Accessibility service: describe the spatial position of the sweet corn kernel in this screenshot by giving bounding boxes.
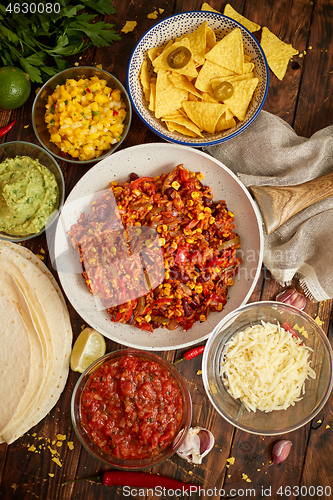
[188,282,195,289]
[165,271,170,279]
[157,226,163,233]
[197,213,205,220]
[132,189,141,196]
[204,206,212,213]
[186,238,195,244]
[134,222,141,226]
[171,181,180,190]
[209,216,215,224]
[199,315,207,322]
[183,228,191,235]
[171,241,178,250]
[227,278,234,286]
[228,211,234,217]
[191,191,200,199]
[187,199,194,207]
[195,285,203,294]
[158,238,166,246]
[111,246,117,255]
[194,228,202,233]
[162,224,168,231]
[196,172,204,181]
[175,293,182,300]
[144,314,151,322]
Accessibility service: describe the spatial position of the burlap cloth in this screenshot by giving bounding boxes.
[205,110,333,302]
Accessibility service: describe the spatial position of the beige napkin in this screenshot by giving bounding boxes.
[205,110,333,302]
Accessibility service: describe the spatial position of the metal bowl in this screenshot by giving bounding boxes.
[32,66,132,164]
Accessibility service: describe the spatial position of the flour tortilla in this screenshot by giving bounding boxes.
[0,242,72,444]
[0,288,31,432]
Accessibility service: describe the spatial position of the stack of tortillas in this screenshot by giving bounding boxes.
[0,241,72,444]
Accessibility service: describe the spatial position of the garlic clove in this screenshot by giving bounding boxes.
[176,427,214,464]
[276,288,307,310]
[271,439,292,465]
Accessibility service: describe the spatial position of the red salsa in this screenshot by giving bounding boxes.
[80,354,184,460]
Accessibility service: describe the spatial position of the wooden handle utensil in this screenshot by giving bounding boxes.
[250,171,333,235]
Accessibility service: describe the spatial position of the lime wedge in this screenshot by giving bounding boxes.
[70,327,106,373]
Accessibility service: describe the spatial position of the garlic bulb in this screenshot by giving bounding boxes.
[276,288,307,310]
[176,427,214,464]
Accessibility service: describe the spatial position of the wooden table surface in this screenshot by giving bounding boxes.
[1,0,333,499]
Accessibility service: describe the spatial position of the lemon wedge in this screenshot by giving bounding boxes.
[70,327,106,373]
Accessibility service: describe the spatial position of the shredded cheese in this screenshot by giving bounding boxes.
[220,321,316,412]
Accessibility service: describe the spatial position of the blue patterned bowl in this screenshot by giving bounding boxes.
[127,11,269,147]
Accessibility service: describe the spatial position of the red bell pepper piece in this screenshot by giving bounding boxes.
[129,176,155,190]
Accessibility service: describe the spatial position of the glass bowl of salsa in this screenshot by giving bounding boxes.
[71,349,192,470]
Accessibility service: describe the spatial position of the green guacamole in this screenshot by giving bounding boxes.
[0,155,59,236]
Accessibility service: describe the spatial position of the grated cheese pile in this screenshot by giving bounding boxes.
[221,321,316,412]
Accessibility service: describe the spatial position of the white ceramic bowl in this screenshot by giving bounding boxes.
[54,143,263,350]
[127,10,269,147]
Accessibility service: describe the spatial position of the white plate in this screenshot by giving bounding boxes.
[54,143,263,350]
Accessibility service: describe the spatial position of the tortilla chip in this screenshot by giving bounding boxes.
[205,28,244,74]
[223,4,260,32]
[155,70,188,118]
[168,73,202,98]
[152,38,198,79]
[139,60,151,101]
[162,114,203,137]
[260,27,299,80]
[148,79,156,112]
[164,121,200,137]
[182,101,227,133]
[195,60,235,93]
[211,71,255,87]
[177,22,208,65]
[121,20,137,33]
[215,113,237,132]
[148,46,163,62]
[205,25,216,50]
[224,78,259,121]
[201,2,220,13]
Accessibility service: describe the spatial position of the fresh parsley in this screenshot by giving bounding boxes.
[0,0,121,83]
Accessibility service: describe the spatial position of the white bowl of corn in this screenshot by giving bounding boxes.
[32,67,132,164]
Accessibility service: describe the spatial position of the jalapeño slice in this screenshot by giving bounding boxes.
[213,81,234,101]
[167,46,192,69]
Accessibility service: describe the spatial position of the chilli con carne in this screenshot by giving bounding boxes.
[69,164,241,333]
[80,354,184,460]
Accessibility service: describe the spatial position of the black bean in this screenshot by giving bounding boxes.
[164,187,174,200]
[182,297,193,317]
[196,272,211,283]
[129,172,139,181]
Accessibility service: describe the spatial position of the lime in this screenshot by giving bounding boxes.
[70,327,106,373]
[0,66,31,110]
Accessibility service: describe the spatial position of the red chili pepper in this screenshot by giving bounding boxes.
[174,245,189,265]
[0,120,16,138]
[129,176,155,190]
[63,471,198,491]
[174,345,205,364]
[281,321,303,345]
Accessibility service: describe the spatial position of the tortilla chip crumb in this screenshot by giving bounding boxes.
[28,445,36,452]
[52,457,62,467]
[74,62,79,67]
[24,125,29,129]
[48,446,58,455]
[188,470,193,475]
[67,441,74,450]
[159,8,164,13]
[317,419,322,423]
[228,474,231,478]
[40,248,45,254]
[32,433,37,437]
[96,64,103,69]
[56,441,63,447]
[147,10,158,19]
[326,425,330,429]
[56,434,66,441]
[36,254,44,260]
[197,369,202,375]
[242,473,251,482]
[121,21,137,33]
[315,316,324,326]
[48,473,54,478]
[81,324,86,330]
[227,457,235,465]
[52,440,56,445]
[257,468,261,471]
